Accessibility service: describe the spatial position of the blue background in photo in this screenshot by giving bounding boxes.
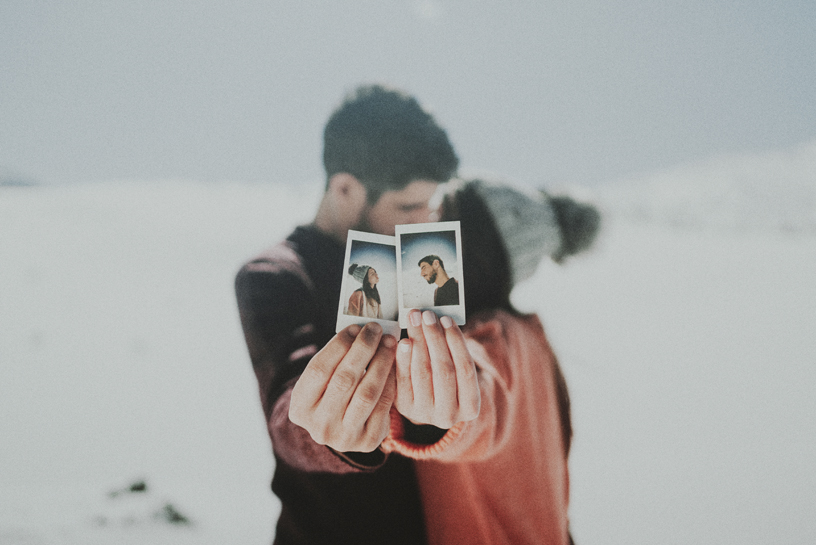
[400,231,458,275]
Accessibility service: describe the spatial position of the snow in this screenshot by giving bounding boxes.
[593,139,816,234]
[516,221,816,543]
[2,177,815,544]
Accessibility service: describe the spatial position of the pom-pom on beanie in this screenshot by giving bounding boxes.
[548,194,601,264]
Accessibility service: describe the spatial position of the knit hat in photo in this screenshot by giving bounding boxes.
[348,263,371,284]
[467,178,601,286]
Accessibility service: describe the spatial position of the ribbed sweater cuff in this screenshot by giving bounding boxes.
[381,407,465,459]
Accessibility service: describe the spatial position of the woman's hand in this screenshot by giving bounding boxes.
[394,310,481,429]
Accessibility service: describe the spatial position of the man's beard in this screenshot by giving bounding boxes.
[425,271,437,284]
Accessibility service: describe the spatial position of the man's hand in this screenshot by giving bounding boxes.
[395,309,480,429]
[289,322,397,453]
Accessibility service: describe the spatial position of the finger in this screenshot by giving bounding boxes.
[363,364,398,450]
[422,311,458,426]
[292,324,361,411]
[441,315,480,421]
[320,322,383,412]
[343,334,397,426]
[395,338,413,406]
[406,310,434,409]
[380,358,397,409]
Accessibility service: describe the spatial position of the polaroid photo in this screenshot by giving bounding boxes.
[336,230,402,338]
[395,221,466,328]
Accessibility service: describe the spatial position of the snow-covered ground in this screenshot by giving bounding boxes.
[592,139,816,234]
[1,175,814,544]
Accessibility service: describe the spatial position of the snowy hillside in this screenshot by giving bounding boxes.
[593,139,816,233]
[1,177,815,544]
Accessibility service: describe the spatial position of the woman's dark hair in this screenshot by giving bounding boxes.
[440,182,515,316]
[361,268,381,305]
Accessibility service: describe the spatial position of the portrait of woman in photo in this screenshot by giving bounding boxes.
[346,263,383,319]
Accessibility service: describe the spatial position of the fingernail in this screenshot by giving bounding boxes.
[382,335,396,348]
[347,324,361,337]
[440,315,453,329]
[423,311,437,325]
[410,310,422,327]
[367,322,382,334]
[361,322,382,344]
[399,340,411,352]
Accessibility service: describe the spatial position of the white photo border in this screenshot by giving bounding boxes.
[395,221,466,328]
[336,230,401,338]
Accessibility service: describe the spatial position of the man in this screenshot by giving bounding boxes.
[418,254,459,306]
[235,84,459,545]
[289,178,597,544]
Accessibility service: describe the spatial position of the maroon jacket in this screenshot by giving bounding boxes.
[235,225,428,545]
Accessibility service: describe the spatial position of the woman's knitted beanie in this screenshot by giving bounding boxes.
[348,263,371,284]
[466,178,601,286]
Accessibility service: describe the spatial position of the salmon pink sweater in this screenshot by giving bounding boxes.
[383,311,571,545]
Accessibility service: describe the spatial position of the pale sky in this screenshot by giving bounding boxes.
[2,1,814,187]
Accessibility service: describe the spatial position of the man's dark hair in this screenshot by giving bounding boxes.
[323,84,459,203]
[418,254,445,272]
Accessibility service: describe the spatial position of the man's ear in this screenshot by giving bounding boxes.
[322,173,368,236]
[328,173,367,206]
[314,173,369,240]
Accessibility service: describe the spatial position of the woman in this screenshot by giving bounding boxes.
[346,263,383,319]
[384,178,599,545]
